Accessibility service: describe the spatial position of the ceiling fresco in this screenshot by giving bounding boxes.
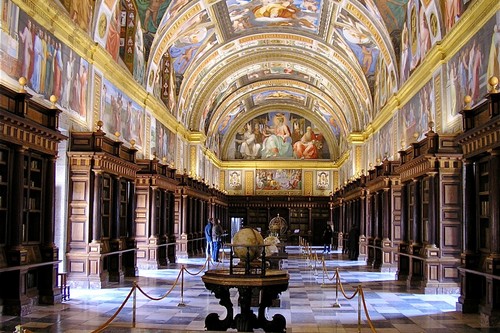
[55,0,462,162]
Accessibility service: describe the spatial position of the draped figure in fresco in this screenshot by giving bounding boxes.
[32,29,43,94]
[106,6,121,61]
[69,0,93,32]
[236,123,261,159]
[19,20,33,79]
[261,113,293,158]
[487,24,500,80]
[53,43,63,98]
[293,126,321,159]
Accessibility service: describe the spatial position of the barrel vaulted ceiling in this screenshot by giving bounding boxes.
[139,0,404,161]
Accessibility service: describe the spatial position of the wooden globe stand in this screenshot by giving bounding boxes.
[202,244,289,332]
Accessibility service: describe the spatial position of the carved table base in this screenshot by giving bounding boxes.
[202,269,289,332]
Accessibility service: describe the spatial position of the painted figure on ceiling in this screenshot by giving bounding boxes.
[261,113,293,158]
[143,0,165,30]
[106,3,121,61]
[253,2,299,19]
[418,4,431,59]
[444,0,461,33]
[68,0,93,33]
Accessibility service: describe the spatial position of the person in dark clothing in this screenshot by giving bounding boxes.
[348,225,360,260]
[322,224,333,253]
[212,219,223,262]
[205,218,213,258]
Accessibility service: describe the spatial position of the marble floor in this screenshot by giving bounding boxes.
[1,248,498,333]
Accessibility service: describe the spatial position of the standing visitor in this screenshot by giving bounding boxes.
[212,219,223,262]
[205,218,213,258]
[322,224,333,253]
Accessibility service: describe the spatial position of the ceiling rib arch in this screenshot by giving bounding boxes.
[186,47,370,133]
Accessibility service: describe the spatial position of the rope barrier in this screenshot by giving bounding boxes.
[135,269,183,301]
[319,256,377,332]
[183,257,210,276]
[91,286,136,333]
[360,287,378,333]
[91,257,211,332]
[91,242,377,333]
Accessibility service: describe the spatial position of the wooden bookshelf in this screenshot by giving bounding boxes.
[456,90,500,324]
[66,127,140,288]
[0,83,66,315]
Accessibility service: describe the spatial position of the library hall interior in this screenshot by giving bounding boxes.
[1,0,500,332]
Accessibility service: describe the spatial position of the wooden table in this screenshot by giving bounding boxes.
[202,269,289,332]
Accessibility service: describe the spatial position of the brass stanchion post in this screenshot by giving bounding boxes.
[132,282,137,328]
[357,285,362,333]
[332,268,341,308]
[321,258,325,287]
[178,266,186,307]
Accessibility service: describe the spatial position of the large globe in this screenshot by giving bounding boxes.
[233,228,264,262]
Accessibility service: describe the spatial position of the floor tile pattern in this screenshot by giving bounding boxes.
[1,248,498,333]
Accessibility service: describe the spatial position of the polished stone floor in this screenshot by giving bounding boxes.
[1,248,498,333]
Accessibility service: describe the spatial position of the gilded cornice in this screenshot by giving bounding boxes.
[11,0,182,138]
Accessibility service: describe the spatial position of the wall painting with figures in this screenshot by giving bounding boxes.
[150,117,176,164]
[0,6,89,121]
[100,77,145,149]
[444,11,500,132]
[226,112,330,160]
[256,169,302,194]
